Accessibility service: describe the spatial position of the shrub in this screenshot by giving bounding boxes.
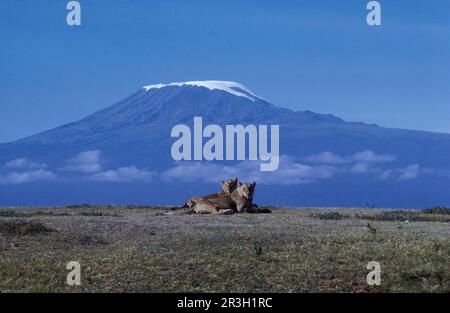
[254,243,263,257]
[314,212,346,220]
[0,211,28,218]
[0,220,55,236]
[422,207,450,215]
[362,212,450,223]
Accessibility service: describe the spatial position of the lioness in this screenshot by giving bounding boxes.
[189,182,256,214]
[180,178,238,209]
[187,200,234,215]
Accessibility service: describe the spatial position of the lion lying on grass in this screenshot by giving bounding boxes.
[181,179,271,215]
[181,178,238,209]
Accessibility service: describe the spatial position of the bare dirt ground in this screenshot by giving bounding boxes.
[0,205,448,293]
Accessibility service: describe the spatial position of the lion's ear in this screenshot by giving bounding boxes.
[239,182,243,186]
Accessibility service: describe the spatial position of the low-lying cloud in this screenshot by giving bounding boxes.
[353,150,396,163]
[4,157,47,170]
[60,151,154,183]
[0,150,444,186]
[304,150,396,164]
[162,151,428,185]
[380,164,421,181]
[60,150,102,173]
[1,158,55,184]
[88,166,154,183]
[0,169,56,185]
[162,155,337,185]
[304,150,420,181]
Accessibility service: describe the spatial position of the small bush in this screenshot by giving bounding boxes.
[77,211,120,217]
[65,234,108,246]
[399,269,446,287]
[422,207,450,215]
[361,212,450,223]
[254,243,263,257]
[0,211,28,218]
[78,211,106,217]
[314,212,346,220]
[0,220,55,236]
[65,203,91,209]
[0,210,70,217]
[384,210,416,215]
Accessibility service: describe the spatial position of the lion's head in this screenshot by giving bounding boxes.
[220,178,238,194]
[237,181,256,200]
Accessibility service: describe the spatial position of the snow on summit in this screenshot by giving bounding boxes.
[142,80,260,102]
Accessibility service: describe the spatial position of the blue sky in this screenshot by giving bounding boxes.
[0,0,449,143]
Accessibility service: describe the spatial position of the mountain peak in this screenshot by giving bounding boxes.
[142,80,261,102]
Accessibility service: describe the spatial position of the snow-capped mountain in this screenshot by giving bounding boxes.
[1,81,449,208]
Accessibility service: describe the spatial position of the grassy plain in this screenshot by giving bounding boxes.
[0,205,448,292]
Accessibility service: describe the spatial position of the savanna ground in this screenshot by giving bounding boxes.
[0,205,448,293]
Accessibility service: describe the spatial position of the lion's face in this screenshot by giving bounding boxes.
[221,178,238,194]
[237,182,256,200]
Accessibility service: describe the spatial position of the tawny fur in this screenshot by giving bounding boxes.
[187,200,234,215]
[181,178,238,209]
[189,182,256,214]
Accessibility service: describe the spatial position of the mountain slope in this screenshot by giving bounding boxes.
[1,81,449,207]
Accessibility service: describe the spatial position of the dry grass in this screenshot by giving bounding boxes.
[0,206,448,293]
